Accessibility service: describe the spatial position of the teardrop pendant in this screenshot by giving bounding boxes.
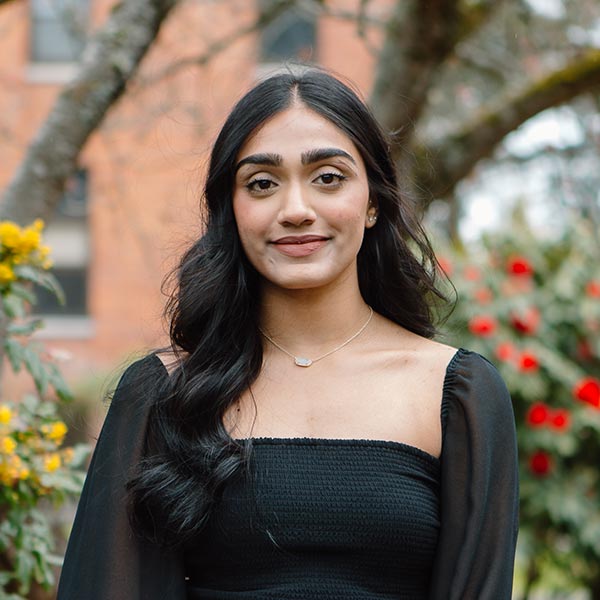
[294,356,313,367]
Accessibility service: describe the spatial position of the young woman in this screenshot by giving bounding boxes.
[57,69,519,600]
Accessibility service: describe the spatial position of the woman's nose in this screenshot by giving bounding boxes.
[277,182,317,226]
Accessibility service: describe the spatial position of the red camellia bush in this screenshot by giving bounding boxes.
[573,377,600,408]
[586,280,600,298]
[550,409,570,431]
[529,450,552,476]
[510,306,541,335]
[468,315,497,336]
[507,255,534,277]
[526,402,548,426]
[518,351,539,372]
[441,215,600,595]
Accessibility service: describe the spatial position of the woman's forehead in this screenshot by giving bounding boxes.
[237,105,361,162]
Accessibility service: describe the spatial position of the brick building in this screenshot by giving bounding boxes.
[0,0,384,388]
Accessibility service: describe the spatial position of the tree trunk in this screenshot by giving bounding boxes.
[0,0,180,225]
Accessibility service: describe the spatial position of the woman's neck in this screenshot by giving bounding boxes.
[259,282,372,355]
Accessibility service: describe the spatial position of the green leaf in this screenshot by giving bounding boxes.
[3,338,24,372]
[9,282,37,304]
[13,265,65,305]
[2,293,25,319]
[67,444,91,468]
[6,319,44,336]
[21,346,48,395]
[46,362,73,402]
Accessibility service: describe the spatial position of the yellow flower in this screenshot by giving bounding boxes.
[0,405,12,425]
[0,221,22,250]
[1,436,16,455]
[19,467,30,480]
[43,453,61,473]
[39,244,52,259]
[0,263,15,284]
[17,228,42,254]
[42,421,68,444]
[9,454,22,470]
[0,464,13,485]
[32,219,45,232]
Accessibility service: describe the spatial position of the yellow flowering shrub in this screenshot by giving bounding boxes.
[0,220,51,278]
[0,220,89,599]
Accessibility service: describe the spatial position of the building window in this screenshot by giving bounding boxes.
[260,2,317,63]
[35,267,87,316]
[30,0,88,63]
[34,169,89,320]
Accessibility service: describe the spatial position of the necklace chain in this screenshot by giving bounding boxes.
[259,307,374,367]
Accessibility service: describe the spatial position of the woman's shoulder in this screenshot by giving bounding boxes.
[107,353,171,415]
[442,347,514,427]
[444,348,509,394]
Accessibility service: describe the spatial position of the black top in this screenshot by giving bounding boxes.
[185,439,440,599]
[57,348,519,600]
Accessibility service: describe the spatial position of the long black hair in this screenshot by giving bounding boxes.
[127,68,448,547]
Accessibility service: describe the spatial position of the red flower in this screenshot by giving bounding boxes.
[464,265,481,281]
[507,256,534,277]
[518,351,539,372]
[510,307,540,335]
[586,281,600,298]
[526,402,549,426]
[550,409,570,431]
[529,451,552,477]
[469,315,497,337]
[474,287,493,304]
[574,377,600,408]
[496,341,516,361]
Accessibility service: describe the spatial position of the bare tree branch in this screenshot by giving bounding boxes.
[0,0,180,224]
[369,0,463,146]
[415,49,600,202]
[455,0,504,44]
[139,0,296,87]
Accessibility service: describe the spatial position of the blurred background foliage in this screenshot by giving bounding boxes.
[439,208,600,599]
[0,221,89,599]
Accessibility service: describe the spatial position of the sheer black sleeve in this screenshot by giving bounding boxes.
[429,349,519,600]
[57,354,186,600]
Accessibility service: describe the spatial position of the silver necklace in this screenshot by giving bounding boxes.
[259,307,374,367]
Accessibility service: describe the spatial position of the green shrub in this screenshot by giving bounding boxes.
[440,213,600,597]
[0,220,89,599]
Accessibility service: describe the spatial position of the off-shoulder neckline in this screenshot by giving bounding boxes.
[236,435,441,466]
[148,347,472,465]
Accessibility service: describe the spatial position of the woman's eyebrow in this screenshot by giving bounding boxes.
[301,148,356,166]
[235,153,282,172]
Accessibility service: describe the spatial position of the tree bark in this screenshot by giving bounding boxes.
[0,0,180,225]
[413,49,600,204]
[370,0,463,149]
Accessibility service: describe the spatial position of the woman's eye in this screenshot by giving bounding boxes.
[315,172,346,186]
[246,178,276,193]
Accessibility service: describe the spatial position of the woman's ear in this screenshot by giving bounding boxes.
[365,201,378,228]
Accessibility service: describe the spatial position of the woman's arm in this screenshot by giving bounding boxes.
[429,349,519,600]
[57,354,186,600]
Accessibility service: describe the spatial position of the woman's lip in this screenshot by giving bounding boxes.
[272,235,329,244]
[272,239,328,257]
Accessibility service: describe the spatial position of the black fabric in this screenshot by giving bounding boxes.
[429,349,519,599]
[57,348,519,600]
[56,355,186,600]
[185,438,440,599]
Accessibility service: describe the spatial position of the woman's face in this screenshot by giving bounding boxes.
[232,105,376,292]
